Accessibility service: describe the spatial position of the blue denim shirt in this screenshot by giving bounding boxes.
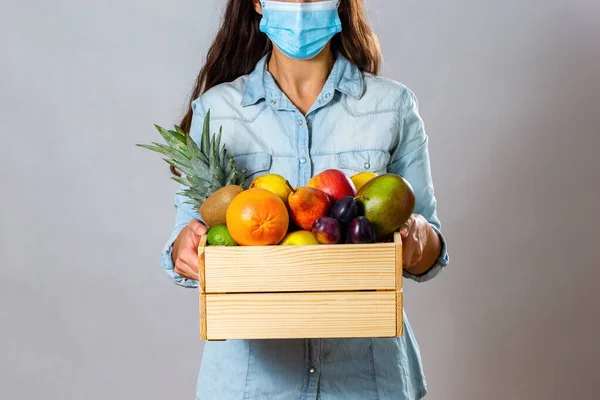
[160,53,449,400]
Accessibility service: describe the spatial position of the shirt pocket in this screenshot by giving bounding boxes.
[232,152,273,187]
[335,150,391,176]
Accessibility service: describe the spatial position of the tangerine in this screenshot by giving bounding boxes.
[226,188,289,246]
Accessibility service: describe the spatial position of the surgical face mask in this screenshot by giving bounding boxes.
[259,0,342,60]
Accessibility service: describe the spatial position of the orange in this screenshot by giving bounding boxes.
[226,188,289,246]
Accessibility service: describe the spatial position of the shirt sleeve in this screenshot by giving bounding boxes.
[387,88,450,283]
[159,100,207,288]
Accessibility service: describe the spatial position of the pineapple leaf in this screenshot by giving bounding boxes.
[135,143,162,153]
[171,176,192,187]
[181,199,204,210]
[163,159,195,178]
[167,129,187,144]
[178,189,205,201]
[225,169,237,186]
[224,155,234,178]
[238,170,248,187]
[151,142,190,164]
[154,124,187,153]
[213,166,225,187]
[216,127,222,160]
[220,146,227,171]
[201,109,211,156]
[186,133,209,165]
[177,188,205,201]
[185,174,214,189]
[174,125,187,136]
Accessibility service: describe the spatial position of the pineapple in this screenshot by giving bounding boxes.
[136,109,247,211]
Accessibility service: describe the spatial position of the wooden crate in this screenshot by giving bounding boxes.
[197,232,403,340]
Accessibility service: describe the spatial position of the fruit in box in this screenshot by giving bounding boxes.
[249,174,292,205]
[206,224,238,246]
[347,216,376,244]
[279,230,319,245]
[351,172,378,191]
[200,185,244,227]
[307,169,356,202]
[226,188,289,246]
[312,217,343,244]
[287,185,331,230]
[356,174,416,239]
[329,196,363,226]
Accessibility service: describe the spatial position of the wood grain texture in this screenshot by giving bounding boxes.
[394,232,403,291]
[198,235,207,293]
[200,292,207,340]
[394,232,404,336]
[396,290,404,337]
[204,242,396,293]
[204,291,397,340]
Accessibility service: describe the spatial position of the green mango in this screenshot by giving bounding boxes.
[355,174,416,239]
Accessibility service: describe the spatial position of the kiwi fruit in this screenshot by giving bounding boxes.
[200,185,244,228]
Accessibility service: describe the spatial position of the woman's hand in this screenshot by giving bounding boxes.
[171,219,208,281]
[399,214,442,276]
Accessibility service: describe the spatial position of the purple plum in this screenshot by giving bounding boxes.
[329,196,363,226]
[312,217,343,244]
[347,216,376,244]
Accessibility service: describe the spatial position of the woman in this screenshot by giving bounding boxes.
[161,0,449,398]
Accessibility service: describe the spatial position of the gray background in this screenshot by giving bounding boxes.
[1,0,599,399]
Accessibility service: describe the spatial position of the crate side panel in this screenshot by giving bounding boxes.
[205,243,396,293]
[396,290,403,337]
[205,291,396,339]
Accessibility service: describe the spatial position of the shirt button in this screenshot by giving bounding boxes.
[364,163,370,169]
[300,157,307,164]
[324,93,331,99]
[309,367,316,374]
[306,120,311,126]
[298,120,304,126]
[270,99,276,105]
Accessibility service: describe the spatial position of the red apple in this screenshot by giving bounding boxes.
[307,169,357,202]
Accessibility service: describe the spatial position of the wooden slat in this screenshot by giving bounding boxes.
[394,232,404,337]
[394,232,403,291]
[205,291,396,340]
[204,242,396,293]
[200,292,207,340]
[396,290,403,337]
[197,235,207,293]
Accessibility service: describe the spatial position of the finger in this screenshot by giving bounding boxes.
[174,262,199,281]
[410,229,423,266]
[175,249,200,280]
[180,247,200,269]
[188,228,201,250]
[403,224,426,268]
[189,219,208,236]
[403,239,416,268]
[399,215,415,238]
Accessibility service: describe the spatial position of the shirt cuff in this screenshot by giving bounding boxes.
[160,224,199,289]
[402,224,449,283]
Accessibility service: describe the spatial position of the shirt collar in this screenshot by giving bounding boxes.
[240,52,365,108]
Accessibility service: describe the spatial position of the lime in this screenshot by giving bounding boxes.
[207,224,238,246]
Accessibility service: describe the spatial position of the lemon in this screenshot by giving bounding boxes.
[351,172,378,192]
[207,224,238,246]
[279,230,320,245]
[249,174,292,205]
